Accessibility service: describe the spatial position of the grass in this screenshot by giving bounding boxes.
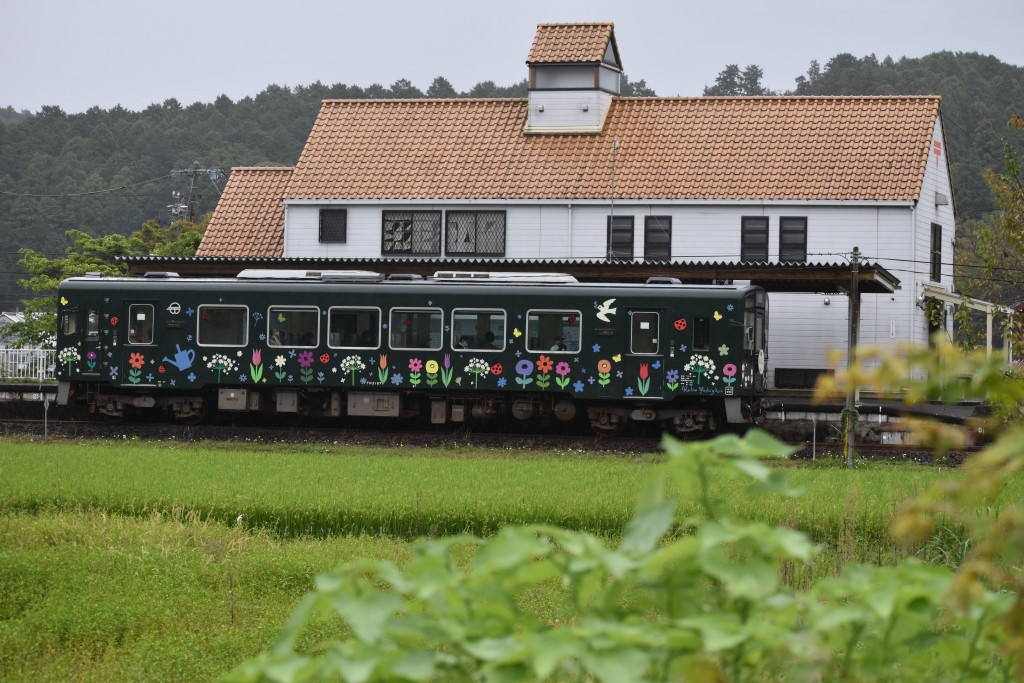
[2,437,1019,682]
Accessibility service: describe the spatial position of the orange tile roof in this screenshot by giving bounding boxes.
[196,167,291,257]
[527,22,618,66]
[285,96,941,203]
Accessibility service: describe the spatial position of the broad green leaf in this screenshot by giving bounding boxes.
[332,592,403,644]
[324,652,376,683]
[699,551,777,600]
[620,499,676,555]
[473,527,550,572]
[580,648,650,683]
[528,630,584,679]
[676,614,748,651]
[463,636,523,662]
[271,593,318,656]
[389,652,436,681]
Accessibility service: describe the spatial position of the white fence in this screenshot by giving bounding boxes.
[0,348,56,381]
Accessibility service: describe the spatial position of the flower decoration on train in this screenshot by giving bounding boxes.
[205,353,237,383]
[684,354,716,385]
[425,359,439,387]
[465,358,490,388]
[340,355,366,385]
[273,355,287,381]
[597,359,612,387]
[535,355,554,388]
[718,344,730,356]
[408,358,423,386]
[297,350,315,383]
[249,348,264,383]
[722,363,738,394]
[554,361,571,389]
[84,351,97,371]
[441,354,453,387]
[665,368,680,391]
[58,347,81,368]
[637,363,651,396]
[378,354,389,384]
[515,359,535,387]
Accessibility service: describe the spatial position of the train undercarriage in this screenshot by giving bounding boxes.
[59,381,761,437]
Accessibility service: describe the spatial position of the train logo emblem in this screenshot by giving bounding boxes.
[167,302,181,315]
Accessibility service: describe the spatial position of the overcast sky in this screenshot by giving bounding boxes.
[3,0,1022,114]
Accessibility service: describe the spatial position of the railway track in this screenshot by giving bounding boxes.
[0,414,980,464]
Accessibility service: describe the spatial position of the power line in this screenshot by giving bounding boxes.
[0,174,174,198]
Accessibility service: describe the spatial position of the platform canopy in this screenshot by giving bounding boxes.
[122,256,900,295]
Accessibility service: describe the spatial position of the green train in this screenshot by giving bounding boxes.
[54,270,769,435]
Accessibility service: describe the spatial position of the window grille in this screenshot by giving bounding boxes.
[383,211,441,255]
[446,211,506,256]
[779,216,807,262]
[644,216,671,261]
[607,216,634,259]
[319,209,347,243]
[740,216,769,262]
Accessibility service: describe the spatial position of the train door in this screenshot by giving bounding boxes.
[629,310,663,397]
[56,303,103,379]
[122,302,157,386]
[744,290,768,392]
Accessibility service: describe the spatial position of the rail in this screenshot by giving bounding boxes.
[0,348,56,381]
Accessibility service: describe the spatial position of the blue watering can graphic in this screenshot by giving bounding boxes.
[163,344,195,371]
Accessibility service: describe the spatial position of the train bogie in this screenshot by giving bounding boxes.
[54,271,769,436]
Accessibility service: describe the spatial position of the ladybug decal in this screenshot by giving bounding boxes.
[674,318,687,331]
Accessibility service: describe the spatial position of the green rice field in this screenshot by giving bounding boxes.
[1,437,1018,682]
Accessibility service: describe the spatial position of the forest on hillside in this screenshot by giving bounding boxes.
[0,53,1022,312]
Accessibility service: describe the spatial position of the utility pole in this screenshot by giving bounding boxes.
[170,163,223,222]
[845,246,861,468]
[609,140,619,258]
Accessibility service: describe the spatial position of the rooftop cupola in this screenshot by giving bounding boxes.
[525,22,622,134]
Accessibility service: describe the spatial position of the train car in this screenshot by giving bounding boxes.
[54,270,769,435]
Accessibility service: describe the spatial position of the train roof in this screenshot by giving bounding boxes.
[60,270,764,294]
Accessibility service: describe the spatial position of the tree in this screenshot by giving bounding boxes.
[620,73,656,96]
[703,64,772,96]
[9,216,208,346]
[426,76,458,98]
[953,116,1024,349]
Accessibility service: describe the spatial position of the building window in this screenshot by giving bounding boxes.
[446,211,506,256]
[644,216,671,261]
[382,211,441,255]
[930,223,942,282]
[740,217,768,262]
[779,216,807,262]
[197,305,248,346]
[319,209,347,243]
[607,216,634,259]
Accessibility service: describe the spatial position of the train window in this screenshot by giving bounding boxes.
[526,310,581,353]
[452,309,505,351]
[128,304,155,345]
[389,308,442,350]
[693,317,709,351]
[328,307,381,348]
[86,309,100,342]
[197,305,248,347]
[267,306,320,348]
[744,297,756,353]
[631,312,659,354]
[60,310,77,336]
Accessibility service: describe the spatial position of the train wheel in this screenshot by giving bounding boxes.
[587,407,625,436]
[174,400,206,425]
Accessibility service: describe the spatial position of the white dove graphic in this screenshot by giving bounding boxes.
[596,298,618,322]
